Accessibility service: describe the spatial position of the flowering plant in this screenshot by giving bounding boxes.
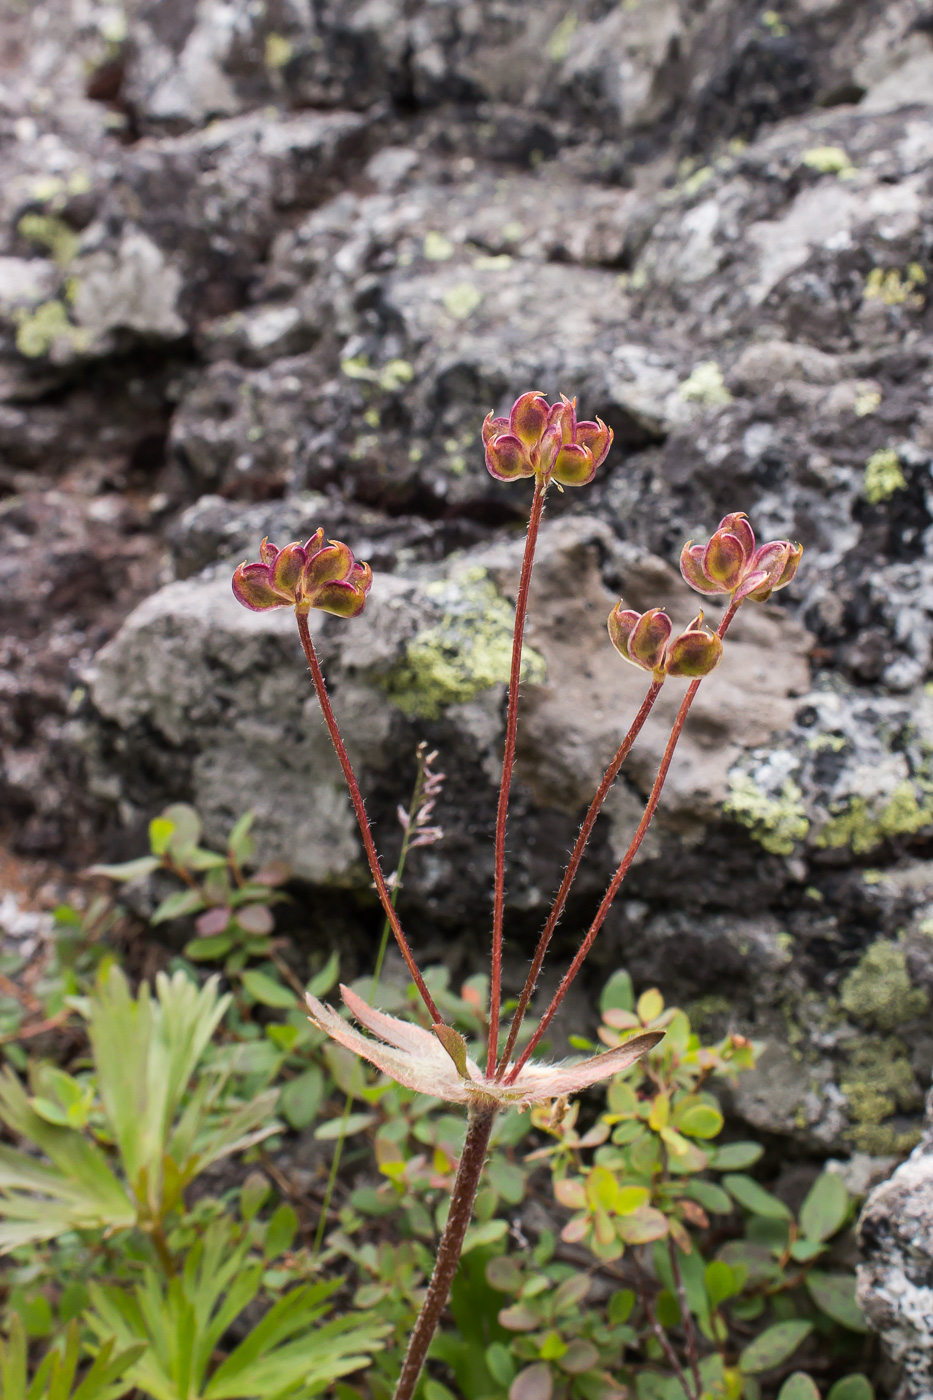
[231,391,802,1400]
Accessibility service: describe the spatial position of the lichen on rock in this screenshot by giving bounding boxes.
[378,567,546,719]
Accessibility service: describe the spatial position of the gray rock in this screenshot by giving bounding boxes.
[858,1086,933,1400]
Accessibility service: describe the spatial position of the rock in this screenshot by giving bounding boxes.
[858,1085,933,1400]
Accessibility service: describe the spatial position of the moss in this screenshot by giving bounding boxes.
[18,213,79,267]
[678,360,732,407]
[839,940,929,1031]
[816,780,933,853]
[378,567,546,719]
[800,146,856,177]
[723,773,809,855]
[14,300,89,358]
[840,1034,923,1155]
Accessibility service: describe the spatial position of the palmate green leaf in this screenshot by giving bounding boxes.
[88,967,229,1209]
[0,1074,135,1251]
[0,1317,142,1400]
[87,1219,386,1400]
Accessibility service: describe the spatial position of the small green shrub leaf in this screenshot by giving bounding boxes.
[240,971,297,1008]
[711,1141,764,1170]
[806,1272,869,1332]
[800,1172,849,1242]
[281,1068,324,1129]
[777,1373,821,1400]
[739,1321,813,1374]
[723,1174,792,1219]
[827,1375,874,1400]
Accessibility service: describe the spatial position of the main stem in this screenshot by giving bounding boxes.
[507,598,740,1081]
[496,678,663,1077]
[394,1102,498,1400]
[487,481,547,1070]
[296,614,441,1025]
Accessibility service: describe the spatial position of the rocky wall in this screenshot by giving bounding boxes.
[2,0,933,1383]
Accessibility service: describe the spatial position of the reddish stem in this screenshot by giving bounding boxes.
[487,479,547,1070]
[394,1101,498,1400]
[296,613,441,1025]
[506,598,740,1082]
[495,677,664,1078]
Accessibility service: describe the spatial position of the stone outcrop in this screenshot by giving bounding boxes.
[3,4,933,1381]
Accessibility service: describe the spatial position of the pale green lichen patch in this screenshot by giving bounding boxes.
[800,146,856,177]
[678,360,732,407]
[863,264,926,309]
[379,568,546,719]
[14,300,89,358]
[264,33,293,68]
[18,213,79,267]
[839,940,929,1031]
[863,448,906,504]
[442,283,483,320]
[423,231,455,262]
[816,779,933,853]
[840,1034,922,1155]
[340,355,415,393]
[724,773,809,855]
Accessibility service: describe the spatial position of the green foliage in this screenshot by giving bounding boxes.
[92,805,291,971]
[0,1316,142,1400]
[85,1218,388,1399]
[0,966,278,1253]
[2,804,880,1400]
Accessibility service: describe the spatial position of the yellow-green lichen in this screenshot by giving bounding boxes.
[14,300,89,358]
[678,360,732,408]
[854,388,881,417]
[816,780,933,853]
[18,213,79,267]
[863,448,906,504]
[547,11,577,62]
[264,33,293,68]
[863,265,926,309]
[840,1034,923,1155]
[840,940,929,1031]
[800,146,856,178]
[340,355,415,393]
[379,568,547,719]
[442,283,483,320]
[423,231,455,262]
[724,773,809,855]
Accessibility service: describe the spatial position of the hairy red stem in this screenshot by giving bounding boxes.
[487,480,547,1070]
[495,677,664,1078]
[296,613,441,1024]
[394,1102,498,1400]
[506,598,740,1081]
